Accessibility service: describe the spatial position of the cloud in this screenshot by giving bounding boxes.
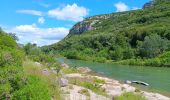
[17,10,43,16]
[114,2,129,12]
[38,17,45,24]
[132,7,140,10]
[8,24,69,46]
[48,3,88,22]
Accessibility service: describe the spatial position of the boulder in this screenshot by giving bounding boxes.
[141,92,170,100]
[125,80,132,84]
[42,68,49,75]
[77,67,91,73]
[61,63,69,68]
[58,78,68,87]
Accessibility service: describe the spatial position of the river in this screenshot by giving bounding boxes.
[58,58,170,96]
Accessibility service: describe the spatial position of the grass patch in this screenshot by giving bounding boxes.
[78,89,90,96]
[93,77,105,84]
[69,78,107,96]
[21,60,62,100]
[114,92,146,100]
[12,76,51,100]
[62,68,77,74]
[68,85,73,89]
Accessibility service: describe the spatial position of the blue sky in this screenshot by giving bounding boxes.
[0,0,150,46]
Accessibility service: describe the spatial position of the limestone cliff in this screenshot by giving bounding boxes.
[69,14,112,34]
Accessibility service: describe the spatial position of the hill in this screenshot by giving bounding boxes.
[42,0,170,67]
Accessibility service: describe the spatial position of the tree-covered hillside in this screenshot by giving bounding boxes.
[42,0,170,66]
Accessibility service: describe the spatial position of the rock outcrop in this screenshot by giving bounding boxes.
[143,1,154,9]
[69,14,112,34]
[58,78,69,87]
[61,63,70,69]
[64,73,170,100]
[77,67,91,73]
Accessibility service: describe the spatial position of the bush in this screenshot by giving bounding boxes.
[0,30,25,99]
[0,47,24,67]
[12,76,51,100]
[0,34,17,48]
[24,43,56,64]
[139,34,170,58]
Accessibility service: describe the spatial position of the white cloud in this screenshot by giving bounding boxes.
[48,3,88,22]
[8,24,69,46]
[38,17,45,24]
[114,2,129,12]
[132,7,140,10]
[14,24,37,33]
[17,10,43,16]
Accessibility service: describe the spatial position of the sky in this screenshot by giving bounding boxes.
[0,0,150,46]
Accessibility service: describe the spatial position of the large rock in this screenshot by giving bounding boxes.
[77,67,91,73]
[143,1,154,9]
[50,67,58,74]
[58,78,68,87]
[42,68,50,75]
[124,80,132,84]
[61,63,70,69]
[141,91,170,100]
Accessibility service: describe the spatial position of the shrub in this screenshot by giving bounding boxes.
[139,34,170,58]
[0,34,17,48]
[0,30,25,99]
[12,76,51,100]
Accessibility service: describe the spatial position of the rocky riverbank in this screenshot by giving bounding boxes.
[36,62,170,100]
[58,64,170,100]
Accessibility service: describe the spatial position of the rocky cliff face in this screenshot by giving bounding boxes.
[143,1,154,9]
[69,12,131,35]
[143,0,169,9]
[69,14,112,34]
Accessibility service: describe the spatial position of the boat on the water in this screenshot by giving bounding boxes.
[125,80,149,86]
[132,81,149,86]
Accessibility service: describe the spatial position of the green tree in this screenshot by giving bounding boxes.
[8,33,19,41]
[140,34,170,58]
[110,46,123,60]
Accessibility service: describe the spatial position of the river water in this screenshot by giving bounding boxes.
[58,58,170,96]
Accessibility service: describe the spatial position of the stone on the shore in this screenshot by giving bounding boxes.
[34,62,41,68]
[77,67,91,73]
[49,67,57,74]
[61,63,69,68]
[125,80,132,84]
[141,92,170,100]
[63,73,170,100]
[61,85,111,100]
[58,78,68,87]
[42,68,50,75]
[122,84,136,92]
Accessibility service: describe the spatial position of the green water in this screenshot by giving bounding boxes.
[58,58,170,95]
